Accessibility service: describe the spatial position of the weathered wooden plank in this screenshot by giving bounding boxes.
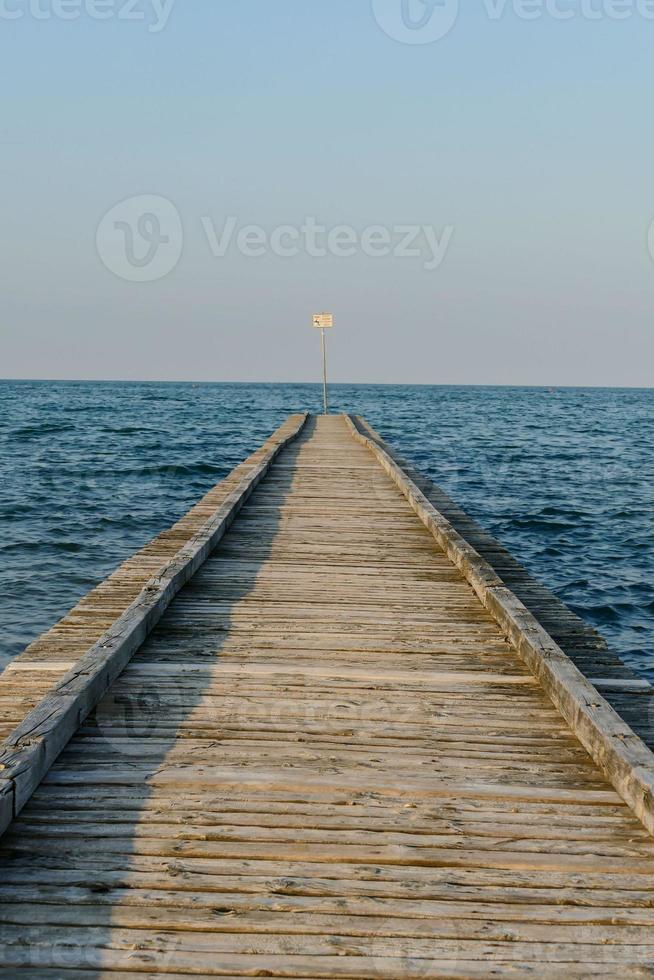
[5,852,654,898]
[4,927,654,962]
[6,885,654,924]
[0,967,645,980]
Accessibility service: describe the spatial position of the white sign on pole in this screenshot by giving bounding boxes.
[311,313,333,414]
[312,313,334,329]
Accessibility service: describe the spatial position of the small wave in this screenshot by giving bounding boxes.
[511,517,575,534]
[62,404,113,414]
[12,423,75,439]
[139,394,186,403]
[1,540,82,555]
[108,461,224,478]
[102,425,149,435]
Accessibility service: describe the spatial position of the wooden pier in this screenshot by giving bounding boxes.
[1,413,654,977]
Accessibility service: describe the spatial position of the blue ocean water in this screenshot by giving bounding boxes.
[1,381,652,680]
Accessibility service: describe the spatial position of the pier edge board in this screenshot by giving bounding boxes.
[345,413,654,838]
[0,413,308,836]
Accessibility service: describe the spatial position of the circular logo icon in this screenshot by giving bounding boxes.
[372,0,459,44]
[94,686,164,758]
[370,940,433,977]
[648,219,654,265]
[96,194,183,282]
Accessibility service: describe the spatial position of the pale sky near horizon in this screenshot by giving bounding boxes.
[1,1,653,386]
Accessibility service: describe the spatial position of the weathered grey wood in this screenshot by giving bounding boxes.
[345,414,654,837]
[0,782,12,837]
[0,414,307,832]
[0,967,645,980]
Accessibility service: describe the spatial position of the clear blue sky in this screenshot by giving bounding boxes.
[1,1,653,385]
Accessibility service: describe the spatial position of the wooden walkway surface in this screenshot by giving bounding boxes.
[1,414,654,977]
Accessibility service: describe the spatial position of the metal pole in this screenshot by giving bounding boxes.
[321,328,329,414]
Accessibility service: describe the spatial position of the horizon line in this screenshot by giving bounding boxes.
[0,378,653,392]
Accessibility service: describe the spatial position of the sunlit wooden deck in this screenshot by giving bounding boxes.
[1,414,654,977]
